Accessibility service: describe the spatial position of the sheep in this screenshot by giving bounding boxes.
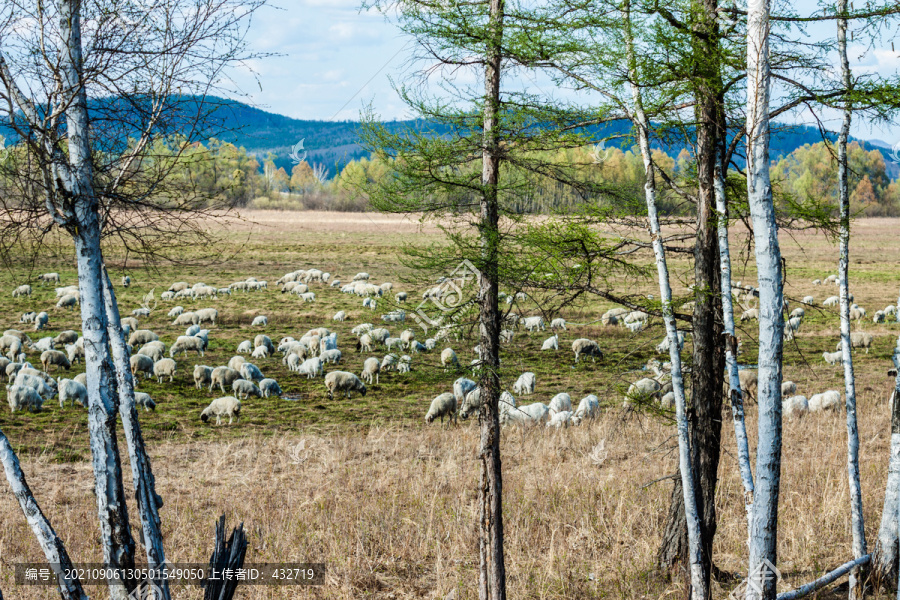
[784,316,802,340]
[790,307,805,319]
[236,340,253,355]
[134,392,156,411]
[395,292,408,303]
[513,372,536,396]
[7,384,43,412]
[550,318,567,331]
[740,308,759,321]
[169,281,189,293]
[195,308,218,325]
[74,373,87,386]
[781,381,797,396]
[425,392,457,426]
[58,378,88,408]
[361,357,380,385]
[840,331,875,354]
[14,373,56,400]
[325,371,368,399]
[54,294,78,310]
[624,379,661,405]
[40,350,71,372]
[121,317,140,332]
[0,336,23,362]
[240,362,264,383]
[812,279,822,285]
[809,390,841,413]
[64,343,84,365]
[520,316,546,332]
[259,378,283,398]
[152,358,177,383]
[783,395,809,419]
[12,284,32,298]
[874,310,887,324]
[572,338,602,363]
[132,307,151,318]
[232,379,263,400]
[138,342,166,363]
[299,292,316,303]
[353,272,370,281]
[298,357,324,379]
[547,410,574,428]
[34,337,54,353]
[739,370,758,400]
[441,348,459,371]
[170,336,205,358]
[121,275,131,288]
[172,312,198,327]
[656,331,686,354]
[210,366,242,394]
[575,394,600,421]
[624,311,649,324]
[285,354,302,372]
[802,296,815,305]
[500,330,515,343]
[7,362,27,381]
[50,330,77,348]
[37,272,60,285]
[382,310,406,323]
[251,315,268,327]
[885,304,897,316]
[849,307,866,321]
[128,330,160,347]
[254,335,276,355]
[20,311,37,324]
[34,312,49,331]
[397,355,412,373]
[659,391,676,409]
[184,324,201,337]
[548,392,573,415]
[823,296,840,307]
[201,396,241,425]
[167,306,184,318]
[424,338,437,351]
[626,321,644,333]
[333,311,347,322]
[822,351,843,366]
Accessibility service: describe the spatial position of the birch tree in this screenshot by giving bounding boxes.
[745,0,784,598]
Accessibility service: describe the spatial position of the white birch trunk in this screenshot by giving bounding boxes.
[625,6,706,597]
[714,163,755,537]
[835,4,867,596]
[0,431,88,600]
[746,0,784,598]
[61,2,135,597]
[102,268,171,599]
[876,383,900,586]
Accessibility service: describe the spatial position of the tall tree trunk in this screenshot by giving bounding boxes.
[658,3,726,591]
[875,384,900,589]
[61,1,136,597]
[477,2,506,599]
[714,161,755,536]
[626,5,706,597]
[102,269,171,599]
[746,0,783,598]
[0,431,88,600]
[835,4,867,597]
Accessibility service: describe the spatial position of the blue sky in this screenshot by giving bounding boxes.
[229,0,900,145]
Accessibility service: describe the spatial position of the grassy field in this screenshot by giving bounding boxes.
[0,210,898,599]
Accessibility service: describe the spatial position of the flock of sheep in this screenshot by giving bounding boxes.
[2,266,897,428]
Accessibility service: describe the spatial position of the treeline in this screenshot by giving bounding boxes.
[96,135,900,216]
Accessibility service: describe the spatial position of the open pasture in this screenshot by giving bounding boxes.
[0,211,898,599]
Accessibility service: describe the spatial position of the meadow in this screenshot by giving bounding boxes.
[0,210,898,599]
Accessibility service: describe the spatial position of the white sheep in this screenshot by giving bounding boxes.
[259,378,283,398]
[572,338,602,363]
[516,402,551,425]
[802,296,815,305]
[58,378,88,408]
[298,357,324,379]
[740,308,759,321]
[541,335,559,351]
[168,306,185,318]
[34,312,49,331]
[441,348,459,371]
[56,294,78,309]
[380,354,398,372]
[251,345,270,360]
[809,390,841,413]
[240,362,264,383]
[237,340,252,354]
[385,337,404,352]
[625,378,662,405]
[200,396,241,425]
[14,373,56,400]
[520,316,545,332]
[128,330,160,347]
[41,350,71,372]
[783,395,809,419]
[398,355,412,373]
[513,372,536,396]
[210,367,242,394]
[232,379,263,400]
[823,296,839,307]
[170,336,205,358]
[65,343,84,365]
[132,307,151,318]
[34,337,54,353]
[425,392,457,426]
[138,342,166,363]
[193,365,213,390]
[324,371,367,399]
[195,308,218,325]
[656,331,686,354]
[254,335,276,355]
[131,354,155,380]
[549,318,567,331]
[548,392,572,415]
[134,392,156,411]
[252,315,268,327]
[299,292,316,303]
[333,311,347,322]
[12,284,32,298]
[7,384,43,412]
[153,358,177,383]
[781,381,797,396]
[361,357,380,385]
[574,394,600,421]
[547,410,574,428]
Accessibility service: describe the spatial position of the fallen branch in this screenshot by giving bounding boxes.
[776,554,871,600]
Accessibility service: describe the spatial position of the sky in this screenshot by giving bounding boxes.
[228,0,900,147]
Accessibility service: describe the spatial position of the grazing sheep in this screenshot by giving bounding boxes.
[740,308,759,321]
[840,331,875,354]
[193,365,213,390]
[172,312,199,327]
[7,384,43,412]
[353,272,370,281]
[168,306,184,318]
[65,343,84,365]
[656,331,686,354]
[822,351,843,366]
[547,410,574,428]
[210,367,242,394]
[739,370,758,400]
[550,318,567,331]
[0,336,23,362]
[361,357,380,385]
[385,337,404,352]
[399,329,416,348]
[425,338,437,351]
[541,335,559,351]
[132,307,151,318]
[451,378,477,406]
[458,388,482,419]
[548,392,573,415]
[499,330,515,343]
[34,337,54,353]
[153,358,177,383]
[138,342,166,363]
[299,292,316,303]
[784,316,802,340]
[783,395,809,419]
[128,330,160,347]
[20,312,37,324]
[36,272,60,285]
[823,296,840,307]
[781,381,797,396]
[200,397,241,425]
[809,390,841,413]
[395,292,408,302]
[195,308,218,325]
[324,371,367,399]
[232,379,263,400]
[513,372,536,396]
[14,372,56,400]
[58,378,88,408]
[285,354,302,372]
[170,336,205,358]
[625,379,661,405]
[237,340,252,354]
[572,338,602,363]
[74,373,87,386]
[259,378,283,398]
[520,316,545,332]
[121,317,139,332]
[254,335,276,355]
[298,357,324,379]
[874,311,886,324]
[240,362,264,383]
[252,315,268,327]
[33,312,49,331]
[790,307,805,319]
[12,284,32,298]
[575,395,600,420]
[333,311,347,322]
[441,348,459,371]
[398,355,412,373]
[251,346,270,360]
[802,296,815,305]
[425,392,457,426]
[52,330,78,348]
[134,392,156,411]
[850,307,866,321]
[40,350,71,372]
[660,391,676,410]
[185,324,201,337]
